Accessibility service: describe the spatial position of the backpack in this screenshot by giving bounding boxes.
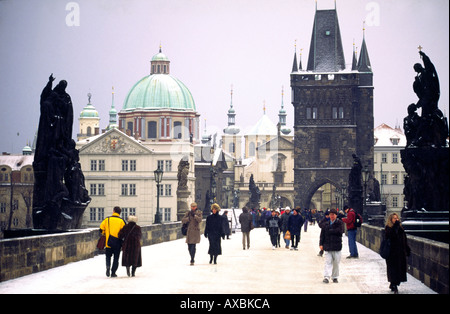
[354,211,363,228]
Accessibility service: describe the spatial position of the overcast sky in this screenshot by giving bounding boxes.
[0,0,448,154]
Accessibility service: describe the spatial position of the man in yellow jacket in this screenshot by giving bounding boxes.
[100,206,125,277]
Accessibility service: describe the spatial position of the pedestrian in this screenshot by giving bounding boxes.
[385,213,411,294]
[342,205,359,258]
[239,206,253,250]
[287,207,304,250]
[222,210,231,239]
[100,206,126,277]
[204,203,225,264]
[266,210,281,249]
[280,207,291,249]
[320,208,345,283]
[118,215,142,277]
[317,209,330,257]
[182,202,203,265]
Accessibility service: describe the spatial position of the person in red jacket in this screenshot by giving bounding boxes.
[341,206,359,258]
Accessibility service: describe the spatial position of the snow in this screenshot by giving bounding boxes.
[0,225,436,294]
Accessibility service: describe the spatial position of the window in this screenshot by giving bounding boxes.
[392,153,398,163]
[89,207,104,222]
[163,208,171,221]
[392,196,398,208]
[381,174,387,185]
[122,160,128,171]
[339,107,344,119]
[165,160,172,172]
[90,184,97,196]
[312,108,318,119]
[129,184,136,196]
[158,160,164,170]
[148,121,157,138]
[392,174,398,185]
[98,160,105,171]
[98,184,105,196]
[90,160,97,171]
[320,148,330,162]
[121,184,128,196]
[165,184,172,196]
[332,107,338,119]
[130,160,136,172]
[381,153,387,163]
[249,142,256,157]
[174,121,182,139]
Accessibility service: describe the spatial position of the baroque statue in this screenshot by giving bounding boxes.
[32,74,90,230]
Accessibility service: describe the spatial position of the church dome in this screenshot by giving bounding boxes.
[122,49,196,112]
[122,74,196,112]
[79,93,99,118]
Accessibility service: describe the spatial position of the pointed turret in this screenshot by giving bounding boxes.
[223,85,240,135]
[106,87,118,130]
[352,42,358,71]
[357,24,372,72]
[278,86,291,135]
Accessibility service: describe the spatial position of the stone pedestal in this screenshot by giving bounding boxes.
[364,202,386,227]
[401,146,449,243]
[177,189,191,221]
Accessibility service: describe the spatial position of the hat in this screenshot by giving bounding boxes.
[285,206,291,211]
[127,215,138,223]
[329,208,338,215]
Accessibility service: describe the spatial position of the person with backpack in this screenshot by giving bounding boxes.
[342,205,359,258]
[99,206,126,277]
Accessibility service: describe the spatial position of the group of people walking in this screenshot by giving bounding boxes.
[98,203,411,294]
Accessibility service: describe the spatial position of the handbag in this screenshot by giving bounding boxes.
[380,237,391,259]
[284,230,291,240]
[96,235,106,250]
[182,222,189,236]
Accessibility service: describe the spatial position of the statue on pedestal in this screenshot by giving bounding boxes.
[32,74,90,230]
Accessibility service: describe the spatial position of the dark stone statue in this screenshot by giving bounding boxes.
[248,174,261,209]
[32,74,90,230]
[401,51,449,243]
[177,157,190,191]
[347,154,363,213]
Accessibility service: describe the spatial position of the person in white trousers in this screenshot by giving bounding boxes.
[319,208,345,283]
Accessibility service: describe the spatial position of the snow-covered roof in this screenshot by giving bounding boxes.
[374,123,406,147]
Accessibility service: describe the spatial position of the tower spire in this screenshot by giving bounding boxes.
[292,40,298,73]
[357,21,372,72]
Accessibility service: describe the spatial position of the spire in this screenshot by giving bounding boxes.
[357,22,372,72]
[299,48,303,71]
[351,41,358,71]
[307,5,346,72]
[278,86,291,135]
[292,40,298,72]
[223,85,240,135]
[107,86,118,130]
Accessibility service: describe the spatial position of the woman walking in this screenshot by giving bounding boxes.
[118,215,142,277]
[204,203,225,264]
[385,213,411,294]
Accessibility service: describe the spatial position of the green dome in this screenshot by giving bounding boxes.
[151,52,169,61]
[79,103,99,118]
[122,74,196,112]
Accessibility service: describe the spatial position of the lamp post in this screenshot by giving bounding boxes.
[362,166,370,221]
[154,167,164,224]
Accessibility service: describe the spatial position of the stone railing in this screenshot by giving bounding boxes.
[1,220,205,282]
[357,224,449,294]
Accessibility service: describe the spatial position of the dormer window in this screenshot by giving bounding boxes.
[390,137,400,145]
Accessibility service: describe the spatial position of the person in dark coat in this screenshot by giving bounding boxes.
[118,215,142,277]
[266,210,281,249]
[239,206,253,250]
[287,207,304,250]
[204,203,225,264]
[222,210,231,239]
[384,213,411,294]
[319,208,345,283]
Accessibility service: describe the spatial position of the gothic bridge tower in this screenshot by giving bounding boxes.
[290,5,374,210]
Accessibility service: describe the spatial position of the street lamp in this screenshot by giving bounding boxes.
[362,166,370,221]
[154,167,164,224]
